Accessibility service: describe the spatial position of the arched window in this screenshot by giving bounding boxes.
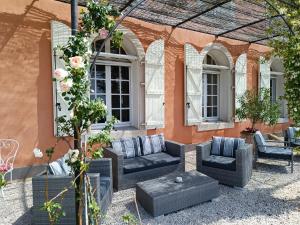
[90,38,135,127]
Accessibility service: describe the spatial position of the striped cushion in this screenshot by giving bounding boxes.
[112,137,141,159]
[139,134,166,155]
[211,136,245,157]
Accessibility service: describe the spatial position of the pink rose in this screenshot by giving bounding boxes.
[69,56,84,69]
[53,68,68,81]
[60,79,73,92]
[98,28,109,40]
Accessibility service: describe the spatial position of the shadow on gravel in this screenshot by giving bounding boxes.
[12,208,32,225]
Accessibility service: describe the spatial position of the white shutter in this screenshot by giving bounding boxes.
[259,56,270,90]
[235,53,247,110]
[184,44,202,126]
[51,21,71,136]
[145,39,165,129]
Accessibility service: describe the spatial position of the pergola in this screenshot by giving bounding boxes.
[58,0,297,45]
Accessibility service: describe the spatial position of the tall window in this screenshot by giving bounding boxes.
[202,55,220,121]
[90,39,132,126]
[270,77,277,103]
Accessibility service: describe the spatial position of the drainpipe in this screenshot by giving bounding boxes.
[71,0,78,35]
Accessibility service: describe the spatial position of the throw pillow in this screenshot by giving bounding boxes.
[112,137,141,159]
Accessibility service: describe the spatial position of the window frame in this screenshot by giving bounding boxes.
[202,70,220,122]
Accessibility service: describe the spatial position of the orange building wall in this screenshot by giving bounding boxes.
[0,0,289,168]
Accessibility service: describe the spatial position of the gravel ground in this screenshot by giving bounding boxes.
[1,151,299,225]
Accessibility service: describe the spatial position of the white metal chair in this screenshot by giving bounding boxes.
[0,139,19,197]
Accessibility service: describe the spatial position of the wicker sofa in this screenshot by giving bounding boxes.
[285,127,300,147]
[104,134,185,191]
[196,137,253,187]
[32,158,113,225]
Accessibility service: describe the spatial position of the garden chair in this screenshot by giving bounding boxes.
[0,139,19,197]
[254,131,294,173]
[285,127,300,147]
[196,137,253,187]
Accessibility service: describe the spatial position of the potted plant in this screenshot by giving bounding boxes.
[236,88,281,143]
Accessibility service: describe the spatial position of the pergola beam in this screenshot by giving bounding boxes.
[217,14,282,37]
[174,0,232,28]
[120,0,136,12]
[250,34,280,43]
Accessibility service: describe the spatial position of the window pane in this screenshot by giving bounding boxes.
[112,95,120,108]
[213,85,218,95]
[207,85,212,95]
[112,109,120,120]
[207,96,212,106]
[90,95,95,100]
[121,67,129,80]
[207,75,212,84]
[213,75,218,84]
[213,96,218,106]
[122,109,130,122]
[111,66,120,79]
[96,80,106,93]
[111,81,120,94]
[95,40,105,52]
[90,79,95,93]
[213,107,218,117]
[122,95,130,107]
[91,67,95,78]
[207,107,212,117]
[96,65,105,79]
[121,81,129,94]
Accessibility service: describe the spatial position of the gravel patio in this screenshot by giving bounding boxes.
[1,150,300,225]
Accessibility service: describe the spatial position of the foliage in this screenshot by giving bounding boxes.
[264,0,300,126]
[236,88,281,130]
[122,213,139,225]
[42,201,66,225]
[0,173,7,189]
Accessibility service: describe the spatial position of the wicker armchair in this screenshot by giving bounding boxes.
[196,139,253,187]
[32,158,113,225]
[104,140,185,191]
[254,131,294,173]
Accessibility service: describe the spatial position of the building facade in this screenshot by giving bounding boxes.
[0,0,289,173]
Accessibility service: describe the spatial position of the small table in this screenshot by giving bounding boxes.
[136,170,219,217]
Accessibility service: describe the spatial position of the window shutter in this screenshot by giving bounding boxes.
[184,44,202,126]
[235,53,247,110]
[51,21,71,136]
[259,56,270,90]
[145,39,165,129]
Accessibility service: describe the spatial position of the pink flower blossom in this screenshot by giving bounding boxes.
[60,79,73,92]
[0,164,10,173]
[53,68,68,81]
[69,56,85,69]
[98,28,109,40]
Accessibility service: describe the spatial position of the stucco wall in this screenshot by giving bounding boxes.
[0,0,289,168]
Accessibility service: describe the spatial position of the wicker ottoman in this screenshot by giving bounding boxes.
[136,170,219,217]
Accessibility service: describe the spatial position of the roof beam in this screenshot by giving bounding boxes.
[250,34,280,43]
[174,0,232,28]
[217,14,282,37]
[119,0,136,12]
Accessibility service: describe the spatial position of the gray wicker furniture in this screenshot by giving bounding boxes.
[104,138,185,191]
[196,138,253,187]
[284,127,300,147]
[136,170,219,217]
[254,131,294,173]
[32,159,113,225]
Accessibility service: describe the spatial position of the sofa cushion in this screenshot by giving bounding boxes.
[139,134,166,155]
[100,176,111,200]
[258,147,293,160]
[112,137,141,159]
[202,155,236,171]
[288,127,300,143]
[48,158,65,175]
[254,131,267,152]
[211,137,245,157]
[123,152,180,174]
